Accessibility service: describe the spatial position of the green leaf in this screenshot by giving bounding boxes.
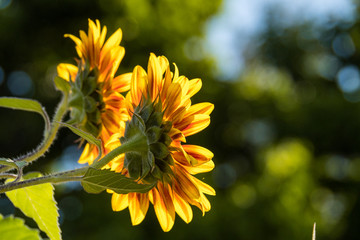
[0,214,41,240]
[0,97,50,132]
[54,76,71,94]
[5,172,61,240]
[81,168,156,194]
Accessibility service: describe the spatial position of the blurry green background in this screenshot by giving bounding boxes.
[1,0,360,239]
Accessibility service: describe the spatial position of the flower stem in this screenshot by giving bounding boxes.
[0,95,68,173]
[91,132,148,169]
[0,133,148,193]
[0,166,88,193]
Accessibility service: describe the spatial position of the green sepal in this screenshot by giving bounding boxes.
[81,168,156,194]
[54,76,71,95]
[147,112,163,127]
[146,126,162,144]
[82,76,97,96]
[150,142,169,159]
[84,96,97,113]
[156,158,174,177]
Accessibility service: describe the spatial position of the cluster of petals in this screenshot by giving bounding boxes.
[105,53,215,232]
[57,19,215,232]
[56,19,131,164]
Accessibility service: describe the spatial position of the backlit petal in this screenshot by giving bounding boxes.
[112,193,129,211]
[153,184,175,232]
[173,192,193,223]
[129,193,149,225]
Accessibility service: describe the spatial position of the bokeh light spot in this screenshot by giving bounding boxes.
[336,65,360,93]
[325,155,350,180]
[213,163,237,189]
[332,33,355,58]
[243,120,274,146]
[0,0,11,9]
[231,184,256,208]
[7,71,34,97]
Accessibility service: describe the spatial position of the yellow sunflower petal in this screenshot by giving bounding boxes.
[78,143,98,164]
[175,168,201,200]
[173,192,193,223]
[112,193,129,211]
[102,28,123,57]
[178,114,210,137]
[187,78,202,98]
[199,193,211,215]
[164,83,182,118]
[147,53,162,100]
[129,193,149,226]
[153,184,175,232]
[184,102,214,117]
[131,66,148,106]
[57,63,78,81]
[64,34,82,48]
[192,177,216,196]
[182,145,214,161]
[113,72,132,92]
[184,160,215,174]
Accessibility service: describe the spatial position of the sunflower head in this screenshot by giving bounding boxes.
[57,19,129,139]
[106,53,215,232]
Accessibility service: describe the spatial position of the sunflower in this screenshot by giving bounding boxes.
[56,19,131,165]
[105,53,215,232]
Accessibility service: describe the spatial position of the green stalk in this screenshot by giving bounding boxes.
[91,132,147,169]
[0,95,68,173]
[0,166,87,193]
[0,133,148,193]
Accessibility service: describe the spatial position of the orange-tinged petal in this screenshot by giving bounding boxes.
[112,193,129,211]
[113,72,132,92]
[103,28,122,57]
[78,143,98,164]
[192,177,216,196]
[129,193,149,225]
[164,83,182,118]
[184,102,214,117]
[173,192,193,223]
[158,55,169,75]
[147,53,162,100]
[184,160,215,174]
[168,127,186,142]
[131,66,148,106]
[182,145,214,161]
[180,114,210,137]
[175,168,201,200]
[153,184,175,232]
[101,109,121,134]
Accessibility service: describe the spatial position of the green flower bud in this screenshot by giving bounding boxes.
[66,62,103,137]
